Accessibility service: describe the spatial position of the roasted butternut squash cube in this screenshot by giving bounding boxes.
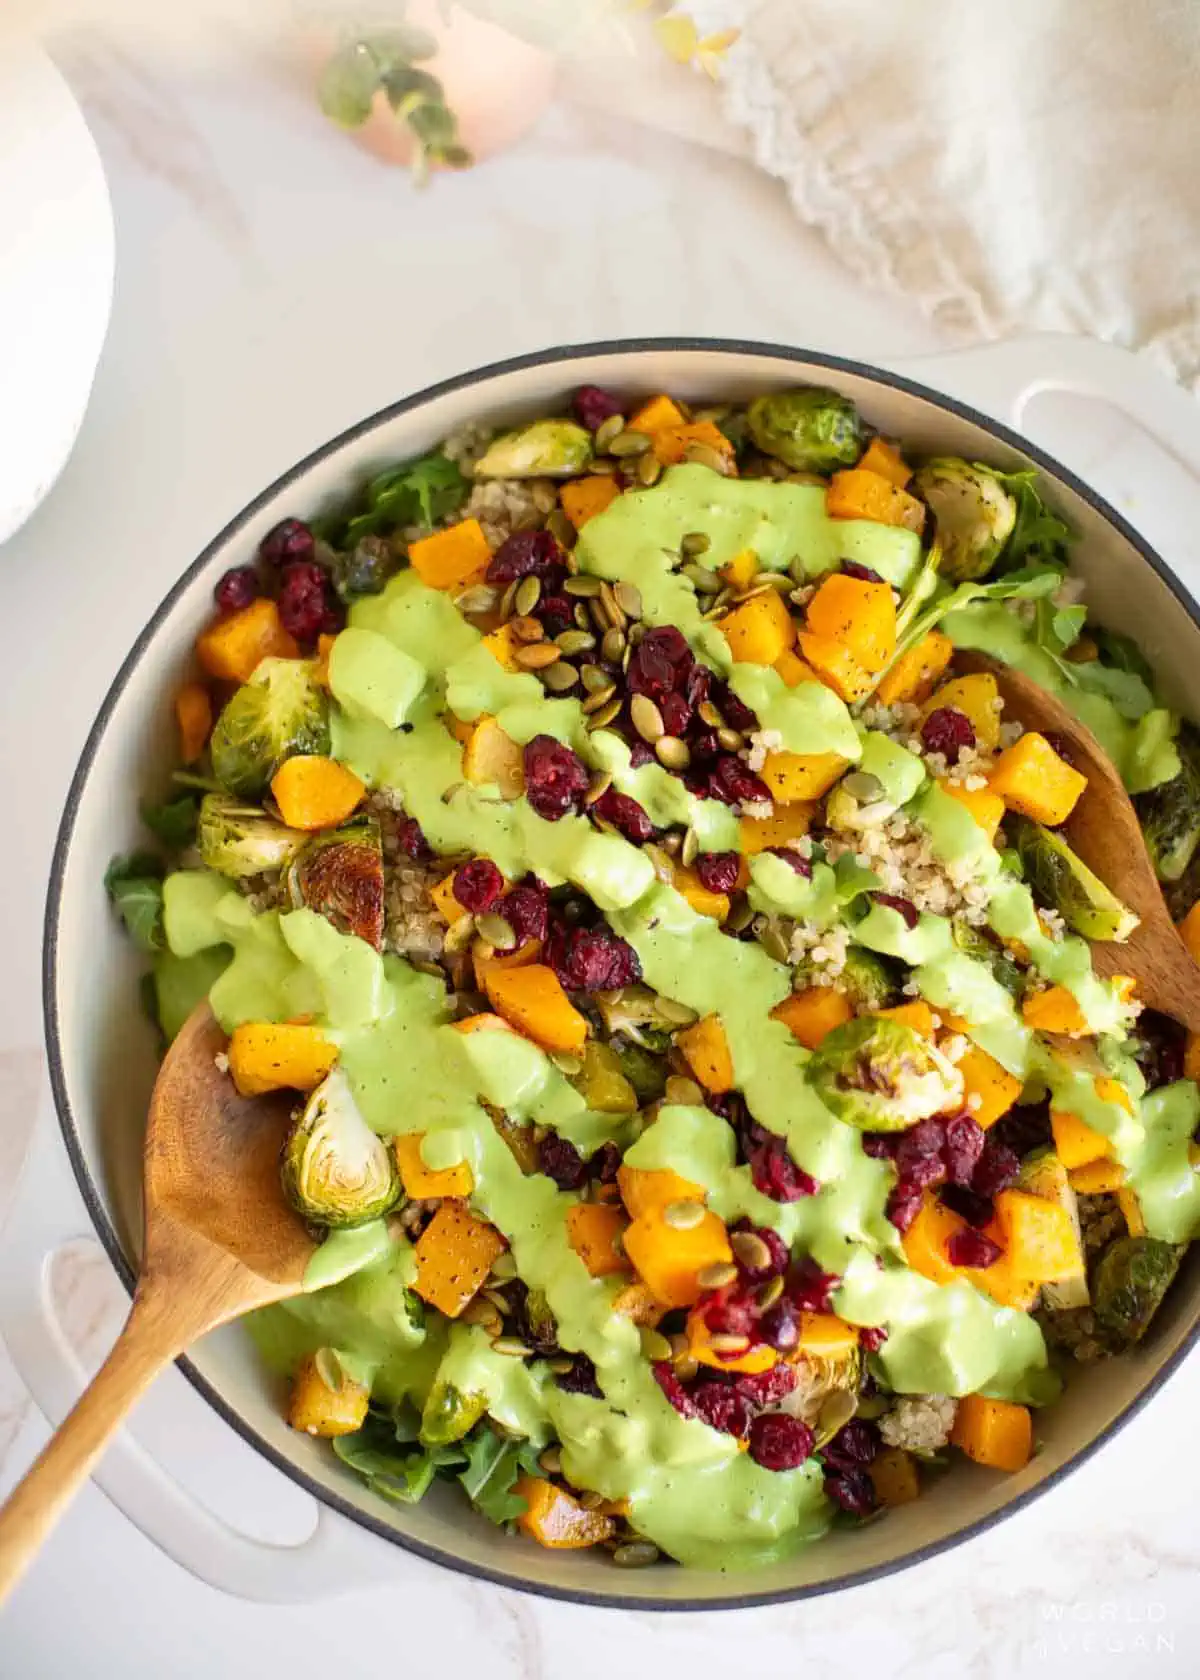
[772,986,853,1049]
[921,674,1002,752]
[175,682,213,764]
[1021,985,1089,1036]
[870,1446,921,1506]
[739,801,815,854]
[826,468,924,532]
[652,420,736,469]
[515,1476,615,1548]
[901,1195,964,1287]
[271,756,366,831]
[463,714,525,799]
[627,394,685,435]
[796,631,875,703]
[989,732,1087,826]
[761,749,849,802]
[676,1013,735,1093]
[1050,1099,1116,1169]
[413,1200,507,1317]
[483,963,589,1054]
[623,1207,732,1308]
[560,474,620,530]
[957,1044,1022,1130]
[394,1133,474,1199]
[227,1022,338,1096]
[197,597,299,683]
[288,1353,369,1437]
[938,780,1006,843]
[408,517,492,591]
[618,1166,706,1220]
[1068,1159,1127,1194]
[481,623,520,670]
[874,1000,936,1038]
[672,863,732,922]
[805,573,897,672]
[431,871,470,924]
[796,1313,859,1356]
[874,630,953,707]
[566,1202,630,1278]
[718,588,796,666]
[611,1279,666,1326]
[951,1394,1033,1471]
[774,649,819,687]
[993,1189,1082,1283]
[1178,901,1200,965]
[857,437,913,489]
[721,548,759,590]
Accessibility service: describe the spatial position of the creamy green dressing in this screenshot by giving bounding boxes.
[170,464,1198,1565]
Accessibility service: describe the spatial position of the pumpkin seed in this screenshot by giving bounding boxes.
[574,603,592,630]
[564,549,581,574]
[543,661,579,693]
[759,571,795,592]
[758,920,791,963]
[490,1250,518,1279]
[681,531,711,557]
[630,693,664,743]
[531,479,558,514]
[582,682,618,714]
[514,575,542,617]
[697,1261,739,1291]
[757,1275,785,1311]
[655,735,690,770]
[594,413,626,452]
[731,1231,772,1273]
[843,770,886,802]
[708,1331,750,1355]
[499,580,520,619]
[548,1355,576,1375]
[817,1390,858,1444]
[664,1075,704,1105]
[663,1199,704,1230]
[463,1299,502,1331]
[565,574,603,597]
[538,1445,563,1476]
[589,599,611,634]
[681,826,699,867]
[627,621,645,646]
[599,581,626,631]
[692,404,730,423]
[546,508,576,549]
[683,441,731,475]
[454,583,498,615]
[655,996,697,1025]
[725,896,754,932]
[581,664,611,694]
[644,843,676,884]
[510,615,545,643]
[443,913,477,955]
[614,581,643,620]
[608,428,653,457]
[668,1333,690,1360]
[640,1327,673,1362]
[613,1541,661,1569]
[581,1490,608,1510]
[584,770,614,807]
[698,699,723,728]
[476,913,517,950]
[637,451,663,487]
[482,1285,511,1313]
[661,830,683,855]
[733,582,773,605]
[673,1354,699,1381]
[515,642,562,670]
[683,563,721,594]
[555,629,596,657]
[550,1051,583,1075]
[493,1337,532,1358]
[314,1347,345,1392]
[586,696,622,731]
[717,727,743,752]
[600,626,627,663]
[703,593,732,621]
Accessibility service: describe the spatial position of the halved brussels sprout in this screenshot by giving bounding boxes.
[420,1379,488,1447]
[197,792,307,879]
[613,1042,668,1104]
[780,1344,862,1431]
[1136,725,1200,884]
[1019,1148,1088,1309]
[1091,1235,1182,1343]
[807,1016,964,1131]
[282,1068,401,1228]
[287,816,385,949]
[910,459,1017,582]
[951,920,1024,998]
[572,1042,638,1114]
[745,388,863,473]
[792,947,897,1012]
[474,420,593,479]
[1012,819,1139,943]
[210,657,331,799]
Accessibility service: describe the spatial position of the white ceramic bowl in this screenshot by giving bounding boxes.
[43,341,1200,1608]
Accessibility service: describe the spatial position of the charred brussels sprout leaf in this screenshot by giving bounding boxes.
[420,1380,488,1447]
[951,921,1024,998]
[282,1068,401,1229]
[807,1017,964,1131]
[1012,818,1140,943]
[910,459,1017,582]
[1136,726,1200,884]
[197,793,307,879]
[104,853,165,953]
[613,1042,668,1104]
[474,420,593,480]
[210,658,330,800]
[287,817,385,949]
[1091,1236,1182,1343]
[572,1042,639,1114]
[330,535,397,602]
[746,387,863,472]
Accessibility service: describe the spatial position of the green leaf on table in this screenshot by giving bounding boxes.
[317,42,384,128]
[104,853,165,953]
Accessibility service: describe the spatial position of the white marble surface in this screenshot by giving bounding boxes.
[1,34,1198,1678]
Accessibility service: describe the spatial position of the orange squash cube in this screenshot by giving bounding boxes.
[957,1045,1022,1130]
[993,1189,1081,1283]
[560,475,620,530]
[652,421,736,470]
[623,1207,732,1308]
[772,987,853,1050]
[739,802,815,854]
[197,597,299,683]
[463,715,525,799]
[1068,1159,1127,1194]
[870,1446,921,1506]
[922,674,1002,752]
[938,780,1006,843]
[227,1022,338,1096]
[760,749,849,802]
[718,589,796,666]
[175,682,213,764]
[1022,985,1089,1036]
[516,1476,615,1548]
[805,573,897,672]
[774,649,819,687]
[989,732,1087,826]
[408,517,492,591]
[672,863,732,922]
[795,1313,859,1356]
[857,437,913,489]
[617,1166,706,1220]
[874,630,954,707]
[566,1202,630,1278]
[483,964,589,1055]
[721,548,759,590]
[627,394,685,435]
[826,468,925,533]
[412,1200,507,1317]
[394,1133,474,1200]
[1050,1102,1114,1170]
[875,1001,936,1038]
[676,1013,735,1093]
[686,1309,779,1374]
[796,630,875,703]
[951,1394,1033,1472]
[271,756,366,831]
[901,1195,964,1287]
[481,623,520,670]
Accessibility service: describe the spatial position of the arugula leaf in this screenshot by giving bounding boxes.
[1069,660,1157,721]
[457,1427,543,1527]
[1091,627,1155,688]
[833,852,883,904]
[883,564,1064,680]
[994,469,1072,570]
[333,1413,466,1506]
[340,451,468,547]
[140,793,200,851]
[104,853,165,953]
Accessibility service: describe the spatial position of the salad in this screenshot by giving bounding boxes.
[106,381,1200,1571]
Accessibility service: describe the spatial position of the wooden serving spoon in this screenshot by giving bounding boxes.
[0,1005,315,1602]
[957,651,1200,1031]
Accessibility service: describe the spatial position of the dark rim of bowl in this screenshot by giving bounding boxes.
[42,337,1200,1610]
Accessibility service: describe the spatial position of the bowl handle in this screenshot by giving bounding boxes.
[888,333,1200,479]
[0,1107,402,1601]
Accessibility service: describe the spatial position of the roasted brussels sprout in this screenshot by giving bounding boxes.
[197,792,307,879]
[282,1068,401,1228]
[807,1016,964,1131]
[951,921,1024,998]
[1012,819,1139,943]
[1019,1148,1088,1309]
[840,948,900,1012]
[420,1379,488,1447]
[613,1042,668,1104]
[745,387,863,473]
[572,1041,639,1114]
[1091,1235,1182,1343]
[210,657,331,799]
[474,420,593,479]
[1136,725,1200,884]
[331,534,398,602]
[287,817,385,949]
[910,459,1017,582]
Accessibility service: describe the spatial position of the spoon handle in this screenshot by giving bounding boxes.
[0,1282,181,1604]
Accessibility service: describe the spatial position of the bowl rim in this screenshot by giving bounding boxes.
[42,336,1200,1609]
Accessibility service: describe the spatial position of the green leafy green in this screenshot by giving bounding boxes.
[995,469,1072,570]
[1092,627,1155,688]
[340,451,468,547]
[104,853,165,953]
[457,1427,542,1527]
[333,1412,465,1505]
[317,43,384,128]
[885,563,1063,678]
[140,793,201,851]
[833,852,883,904]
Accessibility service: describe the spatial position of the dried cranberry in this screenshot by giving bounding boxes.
[748,1414,814,1471]
[1041,731,1076,767]
[486,530,562,585]
[990,1102,1052,1159]
[573,385,623,431]
[546,922,641,991]
[395,816,432,861]
[939,1184,995,1227]
[730,1220,789,1281]
[452,858,503,913]
[214,565,260,614]
[787,1257,838,1314]
[590,1141,622,1184]
[759,1298,801,1353]
[840,561,884,584]
[707,1091,739,1122]
[861,1132,897,1160]
[943,1112,986,1186]
[1133,1010,1187,1091]
[972,1137,1021,1197]
[535,594,573,636]
[629,741,655,768]
[556,1354,603,1399]
[259,517,314,568]
[822,1418,878,1468]
[896,1116,946,1160]
[278,560,341,642]
[688,727,721,765]
[873,893,919,929]
[701,1287,758,1339]
[766,846,813,877]
[824,1469,877,1516]
[735,1360,798,1409]
[886,1186,923,1232]
[625,626,691,700]
[695,851,740,894]
[920,706,976,763]
[747,1135,819,1202]
[690,1380,754,1438]
[539,1134,588,1190]
[652,1360,697,1416]
[901,1152,947,1194]
[502,881,550,945]
[523,735,591,821]
[652,697,687,742]
[860,1325,888,1353]
[710,679,758,734]
[708,755,771,808]
[591,788,655,842]
[946,1228,1003,1268]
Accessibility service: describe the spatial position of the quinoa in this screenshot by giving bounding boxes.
[368,791,449,962]
[463,478,550,550]
[789,919,851,981]
[441,422,494,470]
[878,1393,958,1453]
[744,728,784,773]
[823,802,993,926]
[236,869,286,914]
